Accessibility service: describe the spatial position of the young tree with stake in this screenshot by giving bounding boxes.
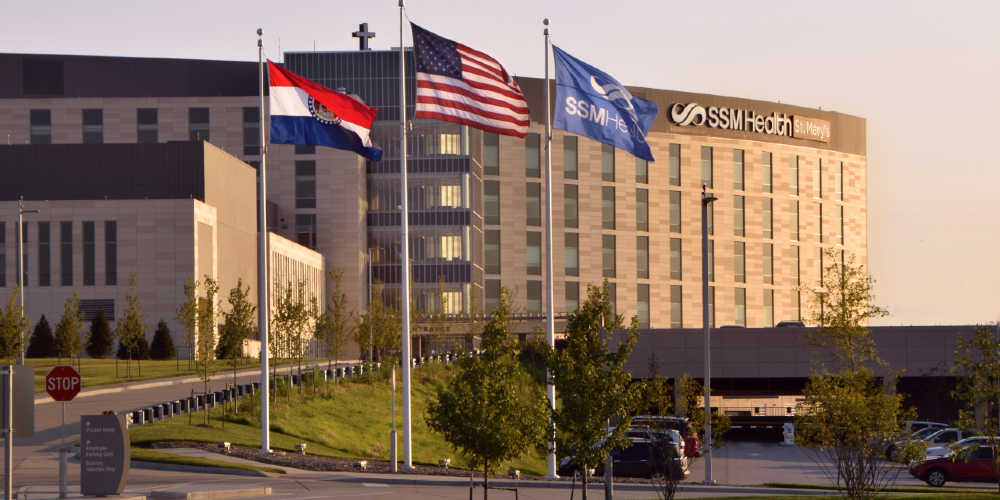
[54,292,83,366]
[115,270,148,377]
[175,276,199,370]
[196,276,219,424]
[0,285,29,364]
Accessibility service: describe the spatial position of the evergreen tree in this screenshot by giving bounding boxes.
[149,319,176,360]
[117,335,150,360]
[85,309,114,359]
[26,315,56,358]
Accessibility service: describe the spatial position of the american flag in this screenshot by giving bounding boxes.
[411,23,529,138]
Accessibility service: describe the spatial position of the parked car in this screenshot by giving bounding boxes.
[885,426,949,459]
[888,428,968,461]
[925,437,1000,459]
[907,421,949,432]
[909,447,997,486]
[632,416,702,457]
[595,438,689,480]
[776,321,805,327]
[624,427,688,469]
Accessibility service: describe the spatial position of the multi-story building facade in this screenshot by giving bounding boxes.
[0,49,865,355]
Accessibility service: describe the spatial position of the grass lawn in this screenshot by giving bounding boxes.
[684,496,1000,500]
[129,362,550,476]
[26,358,327,394]
[129,447,285,474]
[763,482,986,494]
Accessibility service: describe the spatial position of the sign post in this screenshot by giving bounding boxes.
[46,366,82,448]
[80,414,129,496]
[2,365,34,500]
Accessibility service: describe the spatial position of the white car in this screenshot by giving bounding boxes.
[925,436,1000,459]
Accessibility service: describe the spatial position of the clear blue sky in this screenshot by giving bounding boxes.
[5,0,998,326]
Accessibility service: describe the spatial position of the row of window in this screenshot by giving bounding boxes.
[0,221,118,288]
[483,133,650,184]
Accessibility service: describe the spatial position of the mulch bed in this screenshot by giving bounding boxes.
[145,441,658,484]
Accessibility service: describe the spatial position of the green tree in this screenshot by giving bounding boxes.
[175,276,199,370]
[26,315,56,358]
[353,283,401,362]
[271,280,312,394]
[545,279,640,499]
[115,269,148,377]
[427,287,548,499]
[196,276,219,422]
[85,308,114,359]
[314,269,353,377]
[53,292,83,364]
[952,324,1000,492]
[793,249,918,500]
[218,279,256,390]
[149,319,177,361]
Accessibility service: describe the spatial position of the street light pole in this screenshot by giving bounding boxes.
[701,186,717,485]
[17,198,40,366]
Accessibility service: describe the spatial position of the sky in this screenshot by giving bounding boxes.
[4,1,998,326]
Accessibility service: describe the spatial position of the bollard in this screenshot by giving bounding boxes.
[326,369,334,380]
[252,382,260,391]
[143,408,153,423]
[292,374,299,386]
[59,447,68,499]
[152,406,162,420]
[197,395,205,408]
[163,403,173,419]
[172,401,181,415]
[336,367,344,378]
[237,385,244,397]
[132,410,144,426]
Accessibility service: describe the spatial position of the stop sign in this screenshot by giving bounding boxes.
[46,365,82,402]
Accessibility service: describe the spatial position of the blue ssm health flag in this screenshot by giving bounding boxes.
[552,46,659,162]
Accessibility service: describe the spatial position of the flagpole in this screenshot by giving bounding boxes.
[543,18,558,479]
[399,0,414,470]
[256,28,272,454]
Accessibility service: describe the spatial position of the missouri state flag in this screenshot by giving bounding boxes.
[268,61,382,161]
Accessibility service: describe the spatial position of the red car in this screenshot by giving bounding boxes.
[909,447,999,486]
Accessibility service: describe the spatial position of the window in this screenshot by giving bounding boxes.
[733,149,744,190]
[790,200,799,241]
[637,236,649,279]
[734,196,745,237]
[762,152,772,193]
[188,108,210,142]
[82,109,103,144]
[637,284,650,328]
[484,181,500,225]
[792,291,801,321]
[608,282,618,317]
[602,186,615,230]
[636,158,648,184]
[670,191,681,233]
[670,238,681,280]
[295,161,317,209]
[525,133,540,178]
[789,155,798,195]
[59,222,73,286]
[563,136,577,180]
[763,243,773,285]
[81,222,93,286]
[670,285,682,328]
[527,281,542,314]
[565,281,579,312]
[701,146,713,188]
[37,222,50,287]
[707,196,714,236]
[837,205,844,245]
[764,289,774,327]
[104,221,117,286]
[0,223,5,287]
[708,239,715,282]
[565,233,579,277]
[295,145,315,155]
[485,230,501,275]
[296,214,317,250]
[734,241,745,283]
[485,280,501,312]
[763,198,773,239]
[813,159,822,198]
[708,286,716,328]
[816,247,824,283]
[601,144,615,182]
[527,232,541,276]
[243,107,260,156]
[483,133,499,176]
[735,288,746,326]
[526,183,541,226]
[636,189,648,232]
[564,184,578,228]
[791,246,800,285]
[137,108,158,143]
[814,203,823,243]
[17,223,28,287]
[669,144,681,186]
[30,110,51,144]
[602,234,616,278]
[836,162,844,201]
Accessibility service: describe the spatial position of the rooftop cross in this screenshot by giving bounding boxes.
[352,23,375,51]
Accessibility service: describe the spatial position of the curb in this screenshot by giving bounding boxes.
[129,460,281,477]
